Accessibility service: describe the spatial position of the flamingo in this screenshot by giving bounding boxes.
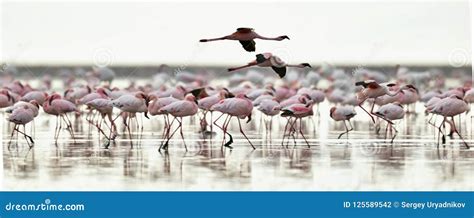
[147,94,180,146]
[257,98,281,133]
[85,98,116,144]
[158,93,199,151]
[228,53,311,78]
[20,91,48,105]
[355,80,414,124]
[430,95,470,148]
[330,106,357,139]
[280,100,314,147]
[43,93,78,143]
[211,94,255,149]
[375,102,405,143]
[7,105,35,148]
[0,89,14,108]
[197,89,232,132]
[199,27,289,52]
[110,91,149,146]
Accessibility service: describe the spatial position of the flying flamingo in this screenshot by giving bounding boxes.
[355,80,414,124]
[158,93,199,151]
[430,95,470,148]
[228,53,311,78]
[375,102,405,143]
[7,105,35,148]
[199,27,289,52]
[211,94,255,149]
[330,106,357,139]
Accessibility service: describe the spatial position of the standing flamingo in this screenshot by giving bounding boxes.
[110,91,149,146]
[228,53,311,78]
[280,100,314,147]
[375,102,405,143]
[431,95,470,148]
[211,94,255,149]
[330,106,357,139]
[355,80,414,124]
[43,93,78,143]
[85,98,116,144]
[0,89,14,108]
[158,93,199,151]
[7,105,35,148]
[199,27,289,52]
[197,89,232,133]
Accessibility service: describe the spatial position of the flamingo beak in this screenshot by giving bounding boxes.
[144,112,149,119]
[246,114,252,123]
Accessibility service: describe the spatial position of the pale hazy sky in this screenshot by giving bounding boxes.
[1,1,472,66]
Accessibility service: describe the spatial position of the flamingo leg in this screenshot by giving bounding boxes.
[237,118,255,149]
[299,118,310,148]
[126,116,133,148]
[177,117,188,151]
[8,124,17,149]
[338,120,351,139]
[358,100,375,123]
[14,125,34,147]
[390,124,398,143]
[281,118,290,146]
[160,117,176,151]
[438,117,446,147]
[450,116,470,149]
[223,115,234,148]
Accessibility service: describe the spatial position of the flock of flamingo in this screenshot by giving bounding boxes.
[1,28,472,151]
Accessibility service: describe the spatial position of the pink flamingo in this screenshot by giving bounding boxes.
[85,98,116,144]
[280,100,314,147]
[0,89,14,108]
[228,53,311,78]
[7,105,35,148]
[20,91,48,105]
[431,95,470,148]
[330,106,357,139]
[355,80,414,124]
[257,98,281,133]
[199,27,289,52]
[211,94,255,149]
[110,92,149,146]
[197,89,232,133]
[43,93,78,143]
[375,102,405,143]
[158,93,199,151]
[147,94,179,146]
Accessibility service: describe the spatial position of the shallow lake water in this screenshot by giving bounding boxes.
[2,100,473,191]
